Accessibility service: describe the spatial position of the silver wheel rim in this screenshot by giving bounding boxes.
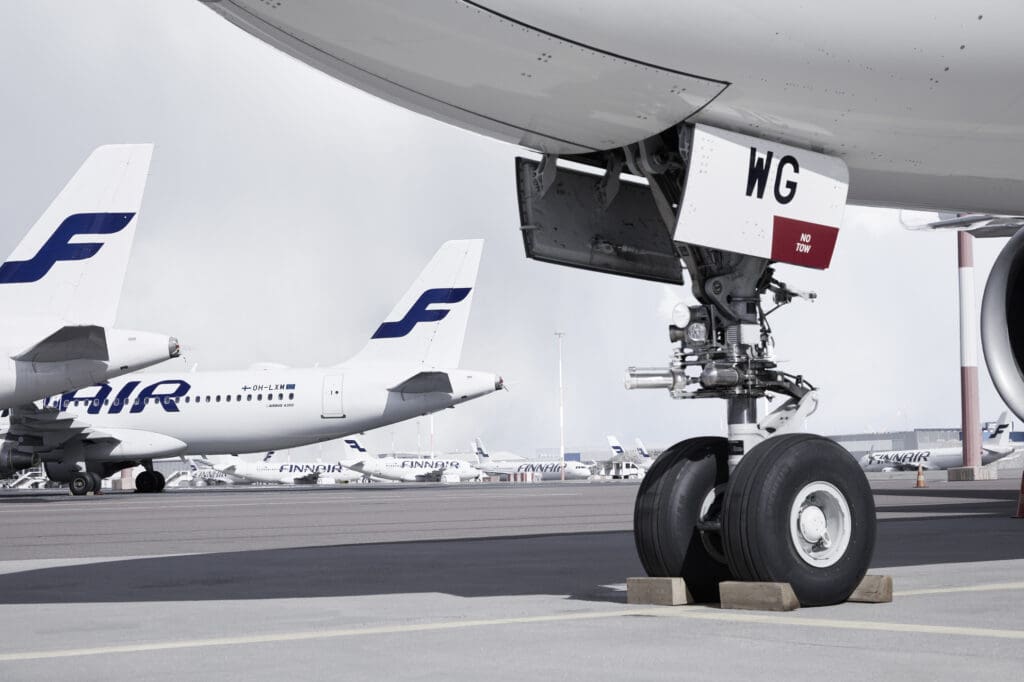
[788,481,851,567]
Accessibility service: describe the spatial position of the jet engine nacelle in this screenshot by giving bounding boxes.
[0,327,180,408]
[0,443,39,477]
[981,229,1024,421]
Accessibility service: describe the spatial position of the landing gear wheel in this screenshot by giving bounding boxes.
[634,437,734,602]
[69,473,91,496]
[135,471,156,494]
[153,471,166,493]
[86,472,103,494]
[722,434,876,606]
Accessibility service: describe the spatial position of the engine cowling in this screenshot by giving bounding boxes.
[0,446,39,477]
[981,229,1024,421]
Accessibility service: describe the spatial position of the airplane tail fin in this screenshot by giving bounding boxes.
[0,144,154,327]
[343,438,369,458]
[347,240,483,368]
[634,438,649,458]
[607,435,625,456]
[989,411,1012,447]
[474,437,489,460]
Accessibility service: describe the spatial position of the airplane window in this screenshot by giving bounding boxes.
[236,394,241,402]
[247,395,252,402]
[205,396,211,403]
[216,395,221,403]
[289,393,294,400]
[185,396,190,403]
[257,394,263,401]
[104,399,110,406]
[278,393,283,400]
[226,395,231,402]
[93,399,100,407]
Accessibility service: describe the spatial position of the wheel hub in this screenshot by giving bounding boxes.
[797,505,829,545]
[788,481,852,567]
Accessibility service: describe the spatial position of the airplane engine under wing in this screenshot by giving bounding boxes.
[982,228,1024,421]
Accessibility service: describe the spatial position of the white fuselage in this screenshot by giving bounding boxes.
[479,460,591,481]
[859,446,1016,472]
[38,365,499,463]
[201,1,1024,214]
[214,458,364,484]
[352,457,483,482]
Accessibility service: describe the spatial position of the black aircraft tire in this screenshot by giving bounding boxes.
[86,472,103,493]
[135,471,155,494]
[722,434,876,606]
[69,473,91,496]
[633,437,734,603]
[153,471,166,493]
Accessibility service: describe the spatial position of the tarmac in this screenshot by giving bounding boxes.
[1,473,1023,680]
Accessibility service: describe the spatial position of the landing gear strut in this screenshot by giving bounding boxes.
[629,244,876,605]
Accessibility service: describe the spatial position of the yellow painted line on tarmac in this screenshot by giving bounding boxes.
[895,580,1024,597]
[5,604,1024,662]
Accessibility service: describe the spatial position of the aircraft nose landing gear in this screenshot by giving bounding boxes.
[629,247,876,606]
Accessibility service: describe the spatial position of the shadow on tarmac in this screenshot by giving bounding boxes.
[3,507,1024,605]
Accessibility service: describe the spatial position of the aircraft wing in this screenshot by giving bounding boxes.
[3,403,98,460]
[3,403,185,461]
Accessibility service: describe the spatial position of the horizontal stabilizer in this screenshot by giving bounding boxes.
[12,325,108,363]
[389,371,453,394]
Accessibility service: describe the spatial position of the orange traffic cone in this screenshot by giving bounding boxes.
[1014,470,1024,519]
[914,464,927,489]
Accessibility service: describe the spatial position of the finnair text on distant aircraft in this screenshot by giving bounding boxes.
[399,460,464,469]
[279,463,351,474]
[866,451,931,465]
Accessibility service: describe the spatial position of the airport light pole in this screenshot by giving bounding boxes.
[555,332,566,481]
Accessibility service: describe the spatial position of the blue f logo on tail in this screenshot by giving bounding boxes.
[344,439,367,453]
[0,213,134,284]
[372,288,471,339]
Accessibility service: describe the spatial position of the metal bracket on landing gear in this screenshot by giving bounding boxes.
[759,390,819,437]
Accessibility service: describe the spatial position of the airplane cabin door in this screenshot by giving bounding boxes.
[322,375,345,418]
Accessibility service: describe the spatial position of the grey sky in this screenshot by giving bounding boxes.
[0,1,1010,457]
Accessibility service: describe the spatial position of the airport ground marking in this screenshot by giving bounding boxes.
[894,581,1024,597]
[6,605,1024,662]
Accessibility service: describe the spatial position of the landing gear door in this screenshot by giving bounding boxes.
[515,158,684,284]
[675,125,849,270]
[322,375,344,418]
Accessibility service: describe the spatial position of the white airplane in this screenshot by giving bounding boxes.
[205,451,364,485]
[474,445,591,481]
[605,435,654,471]
[200,3,1024,605]
[0,145,180,477]
[348,455,484,482]
[472,437,524,462]
[860,412,1017,472]
[6,240,501,495]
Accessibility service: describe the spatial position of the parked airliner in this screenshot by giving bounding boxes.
[205,451,364,485]
[475,446,591,481]
[860,413,1017,472]
[3,240,500,494]
[0,145,180,478]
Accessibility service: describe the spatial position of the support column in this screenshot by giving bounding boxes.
[958,231,981,468]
